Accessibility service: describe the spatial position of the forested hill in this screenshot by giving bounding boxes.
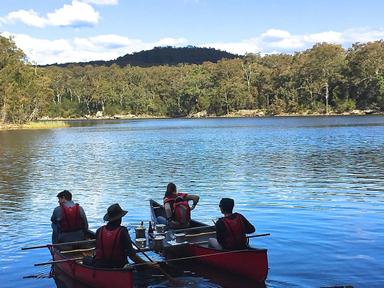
[50,46,240,67]
[2,34,384,125]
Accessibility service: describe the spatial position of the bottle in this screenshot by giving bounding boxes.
[148,221,154,239]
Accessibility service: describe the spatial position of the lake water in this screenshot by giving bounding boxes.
[0,116,383,288]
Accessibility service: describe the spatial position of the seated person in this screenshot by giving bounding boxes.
[93,203,157,269]
[51,190,88,245]
[208,198,255,250]
[159,182,199,229]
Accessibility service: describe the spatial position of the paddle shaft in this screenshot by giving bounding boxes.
[133,248,253,267]
[186,232,270,242]
[172,225,215,234]
[130,240,175,282]
[247,233,270,238]
[34,257,83,266]
[21,239,96,250]
[185,231,216,237]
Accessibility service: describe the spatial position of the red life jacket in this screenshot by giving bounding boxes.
[221,213,247,249]
[173,201,191,224]
[94,226,126,265]
[164,193,187,219]
[60,204,84,232]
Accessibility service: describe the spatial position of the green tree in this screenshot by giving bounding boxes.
[295,43,346,113]
[346,41,384,110]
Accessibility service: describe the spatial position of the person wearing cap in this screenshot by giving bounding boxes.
[51,190,89,244]
[160,182,199,229]
[93,203,158,269]
[208,198,255,250]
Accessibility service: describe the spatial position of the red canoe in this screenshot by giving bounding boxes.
[49,246,134,288]
[149,199,269,283]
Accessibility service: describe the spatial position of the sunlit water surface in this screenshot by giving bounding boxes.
[0,116,383,288]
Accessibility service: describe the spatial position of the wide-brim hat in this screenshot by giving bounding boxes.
[103,203,128,222]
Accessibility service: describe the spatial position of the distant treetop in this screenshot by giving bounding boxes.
[45,46,240,68]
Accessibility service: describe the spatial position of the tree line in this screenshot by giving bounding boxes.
[1,35,384,124]
[51,46,239,68]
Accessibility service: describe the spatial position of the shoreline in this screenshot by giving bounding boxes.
[0,110,382,131]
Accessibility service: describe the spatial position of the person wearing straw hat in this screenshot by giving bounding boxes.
[93,203,158,269]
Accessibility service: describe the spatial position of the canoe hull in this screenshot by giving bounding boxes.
[164,243,268,282]
[50,247,134,288]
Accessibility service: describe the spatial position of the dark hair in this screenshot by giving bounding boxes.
[219,198,234,213]
[57,190,72,201]
[164,182,177,197]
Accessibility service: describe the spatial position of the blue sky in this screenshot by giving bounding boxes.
[1,0,384,65]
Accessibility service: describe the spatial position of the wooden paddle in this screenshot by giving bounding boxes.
[34,257,83,266]
[185,231,216,237]
[172,225,215,233]
[130,240,178,284]
[132,248,253,267]
[21,239,96,250]
[175,233,271,245]
[185,232,270,240]
[247,233,270,239]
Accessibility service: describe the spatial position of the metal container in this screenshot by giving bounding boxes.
[174,233,186,243]
[135,226,146,239]
[135,238,146,249]
[155,224,166,234]
[152,235,165,252]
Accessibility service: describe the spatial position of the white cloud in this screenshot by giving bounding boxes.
[203,28,384,55]
[0,32,188,65]
[47,1,99,27]
[261,29,291,39]
[80,0,118,5]
[201,41,261,56]
[305,31,344,44]
[342,28,384,43]
[154,37,188,47]
[4,9,46,27]
[0,1,99,28]
[2,27,384,65]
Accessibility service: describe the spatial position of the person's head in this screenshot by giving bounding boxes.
[175,196,184,203]
[219,198,234,214]
[103,203,128,224]
[57,190,72,204]
[165,182,177,197]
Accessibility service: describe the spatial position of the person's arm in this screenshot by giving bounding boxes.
[215,219,226,246]
[51,207,60,244]
[164,202,173,220]
[240,214,255,234]
[185,194,199,210]
[79,206,89,231]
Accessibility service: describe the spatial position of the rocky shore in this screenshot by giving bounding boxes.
[0,109,382,131]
